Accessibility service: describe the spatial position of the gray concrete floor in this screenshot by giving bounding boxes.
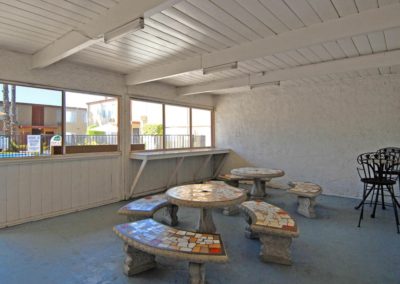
[1,189,399,284]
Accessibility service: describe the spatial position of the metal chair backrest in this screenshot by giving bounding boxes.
[356,152,397,180]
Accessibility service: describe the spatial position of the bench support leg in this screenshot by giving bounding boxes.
[198,208,216,233]
[123,244,156,276]
[188,262,205,284]
[159,205,179,226]
[297,196,316,218]
[259,234,293,265]
[244,214,259,239]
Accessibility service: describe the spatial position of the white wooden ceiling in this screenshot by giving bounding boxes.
[1,0,400,93]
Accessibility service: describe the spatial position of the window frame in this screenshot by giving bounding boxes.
[0,79,121,157]
[130,97,214,151]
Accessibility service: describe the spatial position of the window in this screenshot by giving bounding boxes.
[65,92,118,147]
[165,105,190,149]
[0,81,119,158]
[192,108,212,147]
[0,83,62,158]
[131,100,163,150]
[131,99,213,151]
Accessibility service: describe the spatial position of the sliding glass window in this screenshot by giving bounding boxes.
[0,83,62,158]
[65,92,118,147]
[0,81,119,158]
[131,99,213,151]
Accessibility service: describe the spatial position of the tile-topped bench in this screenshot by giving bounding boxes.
[205,180,248,216]
[113,219,228,284]
[288,181,322,218]
[117,193,178,226]
[240,201,299,265]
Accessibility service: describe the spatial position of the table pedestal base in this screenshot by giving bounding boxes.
[188,262,205,284]
[198,208,216,233]
[250,178,266,200]
[222,205,240,216]
[123,244,156,276]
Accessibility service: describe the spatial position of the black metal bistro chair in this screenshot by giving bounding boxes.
[377,147,400,196]
[355,152,400,233]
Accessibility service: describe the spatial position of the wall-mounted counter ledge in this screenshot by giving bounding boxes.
[129,148,230,198]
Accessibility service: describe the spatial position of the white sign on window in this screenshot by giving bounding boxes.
[27,135,41,153]
[50,135,62,146]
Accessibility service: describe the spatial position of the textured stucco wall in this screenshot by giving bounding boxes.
[215,75,400,198]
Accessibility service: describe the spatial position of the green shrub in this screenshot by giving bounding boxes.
[142,124,163,135]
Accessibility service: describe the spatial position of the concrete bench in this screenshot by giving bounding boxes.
[117,193,178,226]
[240,201,299,265]
[288,182,322,218]
[113,219,228,284]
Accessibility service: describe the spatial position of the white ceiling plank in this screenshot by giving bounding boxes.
[133,31,198,57]
[337,38,360,57]
[352,34,373,55]
[297,47,321,63]
[238,62,261,73]
[355,0,379,11]
[309,45,333,61]
[91,0,119,9]
[187,0,260,41]
[323,41,347,59]
[210,0,274,38]
[178,50,400,95]
[378,66,391,74]
[32,0,166,68]
[378,0,399,7]
[264,56,290,69]
[331,0,359,17]
[259,0,304,29]
[283,0,322,26]
[161,7,236,47]
[41,0,100,19]
[285,50,311,65]
[142,25,208,54]
[248,59,273,72]
[0,4,70,33]
[235,0,289,34]
[67,0,109,15]
[5,0,87,27]
[127,4,400,84]
[0,24,53,43]
[150,13,226,49]
[274,53,300,67]
[384,27,400,50]
[126,56,202,84]
[254,58,279,71]
[174,1,248,44]
[306,0,339,21]
[145,18,215,52]
[367,31,387,53]
[390,65,400,73]
[0,18,59,40]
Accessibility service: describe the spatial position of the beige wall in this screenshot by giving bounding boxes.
[215,75,400,198]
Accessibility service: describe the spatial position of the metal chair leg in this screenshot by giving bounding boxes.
[371,185,380,218]
[388,186,400,234]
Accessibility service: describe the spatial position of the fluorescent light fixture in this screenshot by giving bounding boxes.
[203,61,238,75]
[104,17,144,43]
[250,81,280,90]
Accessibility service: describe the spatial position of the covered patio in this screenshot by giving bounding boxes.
[0,0,399,283]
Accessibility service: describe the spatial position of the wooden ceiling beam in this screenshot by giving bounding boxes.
[32,0,166,68]
[126,3,400,85]
[177,49,400,96]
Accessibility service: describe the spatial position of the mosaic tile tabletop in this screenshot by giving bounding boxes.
[288,182,322,197]
[217,173,245,180]
[114,219,226,257]
[231,167,285,179]
[118,194,169,215]
[166,183,246,208]
[241,201,298,236]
